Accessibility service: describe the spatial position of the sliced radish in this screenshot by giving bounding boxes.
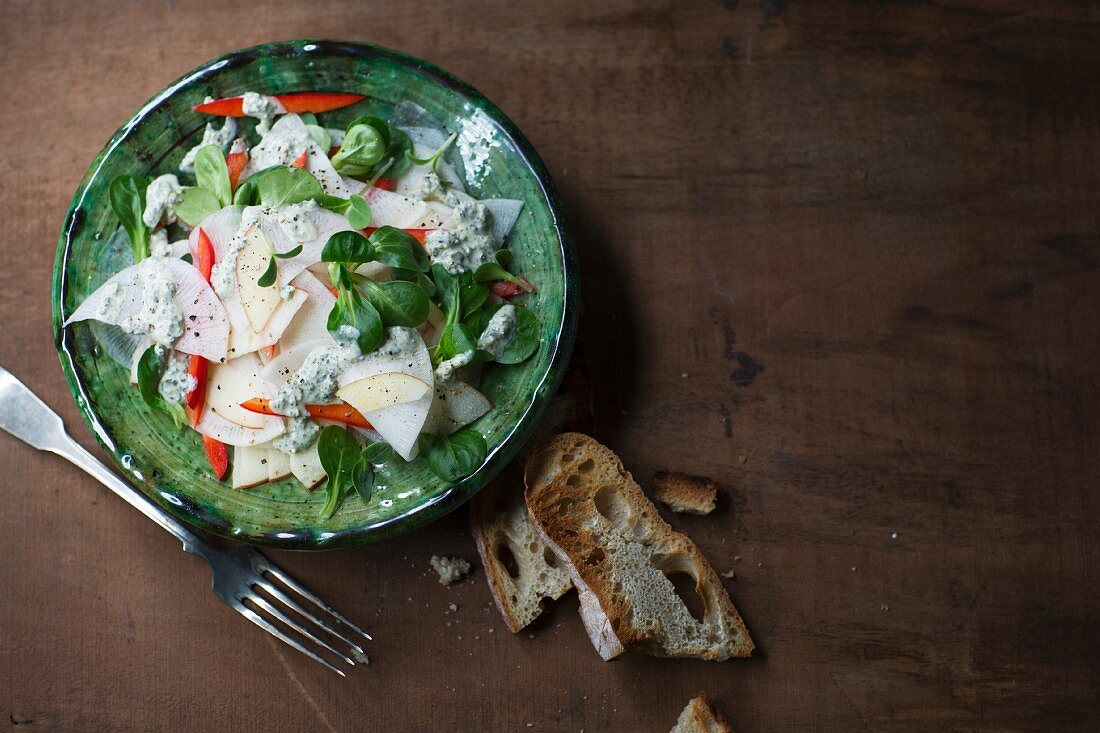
[254,206,355,284]
[360,188,430,228]
[195,407,284,447]
[188,206,242,262]
[480,199,524,244]
[65,257,229,362]
[239,114,352,197]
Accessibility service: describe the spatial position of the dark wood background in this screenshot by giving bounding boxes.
[1,1,1098,730]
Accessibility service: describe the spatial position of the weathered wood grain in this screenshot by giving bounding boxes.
[0,0,1098,730]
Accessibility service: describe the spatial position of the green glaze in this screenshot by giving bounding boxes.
[52,41,577,549]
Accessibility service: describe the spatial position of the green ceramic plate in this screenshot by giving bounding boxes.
[52,40,577,549]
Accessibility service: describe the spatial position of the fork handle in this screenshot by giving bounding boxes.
[49,434,213,554]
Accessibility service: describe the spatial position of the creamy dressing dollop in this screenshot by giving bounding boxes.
[180,105,238,173]
[242,92,281,133]
[142,175,184,229]
[272,326,418,453]
[158,350,197,405]
[424,191,497,274]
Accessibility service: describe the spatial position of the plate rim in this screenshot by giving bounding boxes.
[50,39,578,550]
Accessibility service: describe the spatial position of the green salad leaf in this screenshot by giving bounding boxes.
[327,283,383,354]
[174,187,221,227]
[368,226,429,272]
[110,175,150,263]
[420,429,487,483]
[318,425,365,519]
[357,278,430,328]
[194,146,232,208]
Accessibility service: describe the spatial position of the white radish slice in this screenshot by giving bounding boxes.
[90,321,143,369]
[195,408,284,447]
[360,188,426,227]
[419,301,445,347]
[228,352,264,381]
[240,114,352,197]
[255,206,355,285]
[65,257,229,362]
[128,336,153,385]
[188,206,243,262]
[290,441,326,489]
[266,448,292,482]
[169,239,191,259]
[259,337,331,391]
[278,270,336,347]
[232,444,271,489]
[341,176,367,195]
[481,199,524,244]
[337,372,430,414]
[424,381,493,436]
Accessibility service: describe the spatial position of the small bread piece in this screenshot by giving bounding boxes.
[470,470,574,632]
[653,471,719,515]
[525,433,754,661]
[670,693,733,733]
[430,556,471,586]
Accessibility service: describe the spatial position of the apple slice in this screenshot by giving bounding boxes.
[290,441,326,489]
[337,372,430,415]
[236,226,281,332]
[232,444,271,489]
[267,448,292,482]
[207,361,266,428]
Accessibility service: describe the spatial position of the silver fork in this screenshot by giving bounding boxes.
[0,364,370,676]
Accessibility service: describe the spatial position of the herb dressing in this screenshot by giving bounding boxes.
[424,191,497,274]
[119,256,184,347]
[272,326,418,453]
[158,350,197,405]
[241,92,281,133]
[142,174,184,229]
[180,108,238,173]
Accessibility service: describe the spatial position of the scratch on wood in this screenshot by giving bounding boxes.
[263,635,337,733]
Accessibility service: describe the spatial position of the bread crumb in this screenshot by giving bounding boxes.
[738,455,747,463]
[721,569,736,578]
[891,532,898,539]
[430,556,472,586]
[881,603,890,611]
[734,555,741,562]
[449,603,458,612]
[850,566,857,572]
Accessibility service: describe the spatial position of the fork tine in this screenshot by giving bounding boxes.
[262,562,373,642]
[254,579,367,658]
[248,593,356,667]
[232,599,346,677]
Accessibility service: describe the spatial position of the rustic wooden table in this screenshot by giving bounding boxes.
[2,1,1098,730]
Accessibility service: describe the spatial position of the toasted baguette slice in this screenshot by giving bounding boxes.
[525,433,754,661]
[471,469,574,632]
[670,693,733,733]
[652,471,719,515]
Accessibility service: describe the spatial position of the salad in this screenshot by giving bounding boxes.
[65,91,540,518]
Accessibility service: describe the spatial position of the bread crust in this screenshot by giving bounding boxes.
[470,468,573,633]
[652,471,719,515]
[524,433,754,661]
[670,692,734,733]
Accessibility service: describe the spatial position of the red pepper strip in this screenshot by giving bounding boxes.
[203,435,229,480]
[361,226,433,244]
[259,344,277,360]
[490,277,536,299]
[329,146,341,158]
[373,178,396,191]
[185,356,208,413]
[194,228,215,281]
[291,151,309,169]
[240,397,374,430]
[225,149,248,191]
[194,92,366,117]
